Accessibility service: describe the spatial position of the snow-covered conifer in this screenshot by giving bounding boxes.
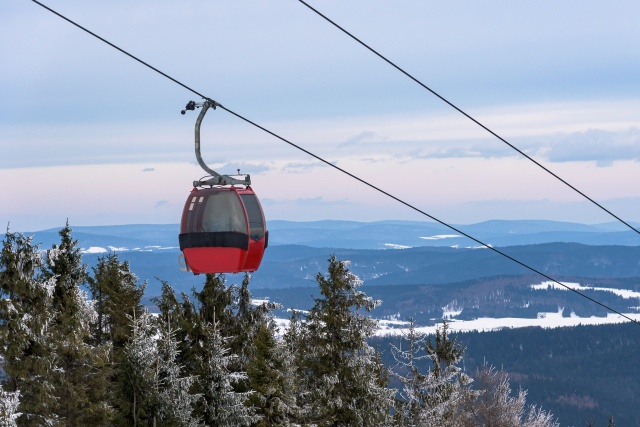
[118,309,158,425]
[0,389,21,427]
[296,256,395,426]
[44,223,114,424]
[246,321,301,425]
[456,364,558,427]
[198,321,259,427]
[88,253,145,349]
[156,318,202,427]
[392,320,475,426]
[0,229,58,425]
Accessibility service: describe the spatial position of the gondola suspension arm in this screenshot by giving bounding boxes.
[181,99,251,187]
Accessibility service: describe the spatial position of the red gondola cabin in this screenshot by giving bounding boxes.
[179,186,268,274]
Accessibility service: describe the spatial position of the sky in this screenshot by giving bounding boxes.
[2,0,640,232]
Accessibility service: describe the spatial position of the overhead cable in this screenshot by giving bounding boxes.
[29,0,640,326]
[297,0,640,237]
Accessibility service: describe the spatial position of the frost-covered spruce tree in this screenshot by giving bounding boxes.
[232,273,299,423]
[246,321,301,426]
[152,280,200,376]
[456,365,558,427]
[184,274,236,390]
[44,222,88,330]
[0,229,58,426]
[88,253,145,349]
[391,318,432,426]
[118,310,159,426]
[298,256,395,426]
[424,321,474,425]
[156,317,202,427]
[195,274,234,332]
[391,320,475,427]
[44,223,114,424]
[232,274,259,362]
[233,275,283,375]
[198,320,259,427]
[0,389,21,426]
[88,253,145,424]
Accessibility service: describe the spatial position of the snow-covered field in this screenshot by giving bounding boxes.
[532,280,640,300]
[374,309,640,336]
[270,280,640,337]
[374,280,640,336]
[81,246,178,253]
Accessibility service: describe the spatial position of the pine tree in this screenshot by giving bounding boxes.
[155,277,268,425]
[87,253,145,349]
[195,274,233,330]
[198,321,259,427]
[88,253,146,425]
[282,309,308,424]
[178,274,236,404]
[156,316,202,427]
[297,256,395,426]
[232,274,256,362]
[246,321,300,426]
[118,310,159,426]
[152,280,200,376]
[44,223,113,425]
[232,274,283,387]
[424,321,473,425]
[391,318,432,426]
[391,320,475,426]
[0,389,21,426]
[44,221,87,330]
[456,364,558,427]
[0,230,58,426]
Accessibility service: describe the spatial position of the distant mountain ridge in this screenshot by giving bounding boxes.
[16,219,640,299]
[24,219,640,251]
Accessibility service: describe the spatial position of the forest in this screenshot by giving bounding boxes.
[1,225,619,426]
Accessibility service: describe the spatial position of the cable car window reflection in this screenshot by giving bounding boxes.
[202,191,247,233]
[240,194,265,240]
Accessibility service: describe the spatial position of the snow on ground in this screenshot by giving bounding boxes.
[374,309,640,336]
[442,302,463,319]
[384,243,412,249]
[273,309,640,337]
[449,244,494,249]
[81,246,108,254]
[419,234,462,240]
[274,281,640,336]
[532,280,640,299]
[81,245,179,254]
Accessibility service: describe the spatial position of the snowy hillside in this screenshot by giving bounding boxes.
[22,220,640,332]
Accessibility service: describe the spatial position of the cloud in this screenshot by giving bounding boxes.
[206,162,272,176]
[403,139,511,160]
[533,128,640,166]
[155,200,169,208]
[390,127,640,166]
[142,167,155,172]
[360,156,394,164]
[281,161,334,174]
[261,196,352,207]
[338,130,377,148]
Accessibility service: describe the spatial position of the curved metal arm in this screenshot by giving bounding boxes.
[183,99,251,187]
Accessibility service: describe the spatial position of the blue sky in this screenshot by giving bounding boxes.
[2,0,640,231]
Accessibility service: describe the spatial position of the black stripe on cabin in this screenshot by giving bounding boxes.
[179,232,249,251]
